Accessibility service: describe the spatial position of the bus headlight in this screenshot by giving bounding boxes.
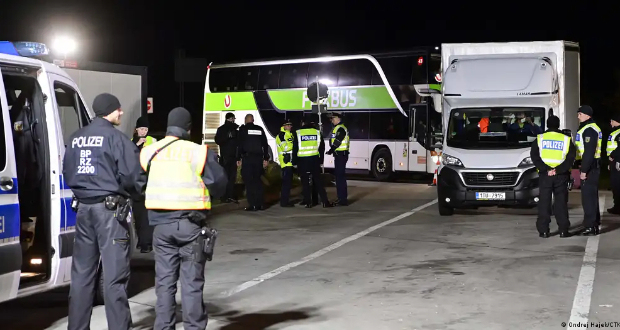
[441,153,463,167]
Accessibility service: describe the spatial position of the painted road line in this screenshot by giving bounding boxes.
[220,199,439,298]
[566,195,606,329]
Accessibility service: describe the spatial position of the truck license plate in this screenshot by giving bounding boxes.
[475,192,506,200]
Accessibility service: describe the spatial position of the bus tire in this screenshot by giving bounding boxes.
[438,201,454,216]
[371,148,393,181]
[94,260,104,306]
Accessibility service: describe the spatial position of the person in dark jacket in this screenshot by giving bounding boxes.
[132,116,155,252]
[215,112,240,203]
[237,114,269,211]
[575,105,602,236]
[606,113,620,214]
[63,93,145,330]
[530,115,576,238]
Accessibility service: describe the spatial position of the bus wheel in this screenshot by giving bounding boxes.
[371,148,392,181]
[94,260,105,306]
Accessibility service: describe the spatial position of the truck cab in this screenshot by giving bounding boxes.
[436,41,580,215]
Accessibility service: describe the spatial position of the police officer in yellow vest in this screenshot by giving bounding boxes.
[132,116,157,252]
[606,114,620,214]
[576,105,602,236]
[277,119,295,207]
[326,112,349,206]
[293,115,332,208]
[530,115,576,238]
[140,107,227,329]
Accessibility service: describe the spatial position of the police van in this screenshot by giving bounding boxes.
[0,41,134,305]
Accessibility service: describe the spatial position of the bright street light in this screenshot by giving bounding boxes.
[52,36,77,59]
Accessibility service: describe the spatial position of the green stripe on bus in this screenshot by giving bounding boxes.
[204,92,257,111]
[429,84,441,91]
[267,86,397,111]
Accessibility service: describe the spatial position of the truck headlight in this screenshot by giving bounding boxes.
[519,157,533,167]
[441,153,463,167]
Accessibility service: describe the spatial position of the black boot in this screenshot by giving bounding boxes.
[539,231,550,238]
[581,227,600,236]
[559,230,571,238]
[244,206,257,212]
[607,207,620,215]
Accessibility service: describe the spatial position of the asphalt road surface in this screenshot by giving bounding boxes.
[1,180,620,330]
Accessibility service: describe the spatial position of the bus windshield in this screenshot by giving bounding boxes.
[447,107,545,149]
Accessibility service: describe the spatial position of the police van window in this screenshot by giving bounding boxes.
[0,101,6,171]
[279,64,308,89]
[257,65,280,90]
[209,68,239,92]
[307,62,338,87]
[54,82,82,146]
[237,67,259,91]
[337,60,373,86]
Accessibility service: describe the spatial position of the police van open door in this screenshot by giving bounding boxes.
[0,65,21,303]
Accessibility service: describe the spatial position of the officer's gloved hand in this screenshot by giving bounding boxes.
[326,150,333,155]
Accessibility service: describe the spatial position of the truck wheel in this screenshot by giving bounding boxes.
[94,260,104,306]
[438,201,454,216]
[371,148,392,181]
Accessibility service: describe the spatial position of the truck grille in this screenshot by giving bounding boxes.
[462,172,519,186]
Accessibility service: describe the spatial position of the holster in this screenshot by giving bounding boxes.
[201,227,218,262]
[105,195,132,222]
[71,196,79,212]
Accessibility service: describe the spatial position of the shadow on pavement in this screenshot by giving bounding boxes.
[132,302,322,330]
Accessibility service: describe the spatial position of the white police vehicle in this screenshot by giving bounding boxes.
[0,41,135,305]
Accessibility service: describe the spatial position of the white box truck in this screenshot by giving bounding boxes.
[436,41,580,215]
[53,59,148,138]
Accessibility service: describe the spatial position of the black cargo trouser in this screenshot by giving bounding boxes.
[581,166,601,228]
[537,173,570,233]
[334,153,349,203]
[281,166,293,206]
[153,219,208,330]
[241,155,264,208]
[133,199,153,248]
[611,162,620,208]
[68,202,131,330]
[299,157,328,205]
[220,157,238,200]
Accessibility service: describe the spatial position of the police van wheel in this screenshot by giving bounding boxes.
[94,261,105,306]
[438,201,454,216]
[371,148,393,181]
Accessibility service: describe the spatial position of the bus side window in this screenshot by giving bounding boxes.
[210,68,239,92]
[307,62,338,87]
[279,64,308,89]
[337,60,373,86]
[412,55,429,84]
[237,67,259,91]
[257,65,280,90]
[376,56,413,86]
[54,83,82,147]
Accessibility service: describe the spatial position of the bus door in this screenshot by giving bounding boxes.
[408,105,427,172]
[0,66,22,303]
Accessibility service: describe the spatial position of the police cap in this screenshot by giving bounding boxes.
[578,105,594,117]
[282,119,293,126]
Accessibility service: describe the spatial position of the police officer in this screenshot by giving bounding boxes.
[237,114,269,211]
[606,114,620,214]
[326,112,349,206]
[277,119,295,207]
[215,112,240,203]
[140,107,227,330]
[63,93,144,330]
[530,115,576,238]
[576,105,602,236]
[132,116,156,253]
[297,118,319,206]
[293,115,332,208]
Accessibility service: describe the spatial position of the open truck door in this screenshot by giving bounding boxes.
[0,66,22,303]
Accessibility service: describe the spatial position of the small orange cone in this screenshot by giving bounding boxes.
[430,168,437,186]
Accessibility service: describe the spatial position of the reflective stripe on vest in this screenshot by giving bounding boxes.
[575,123,602,160]
[296,128,321,157]
[537,132,571,168]
[139,136,211,210]
[276,127,294,167]
[331,124,349,151]
[607,128,620,157]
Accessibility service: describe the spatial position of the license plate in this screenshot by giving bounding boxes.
[475,192,506,200]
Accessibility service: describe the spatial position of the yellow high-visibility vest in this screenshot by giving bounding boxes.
[276,127,294,167]
[606,127,620,157]
[144,136,156,147]
[537,131,571,168]
[575,123,602,160]
[331,124,349,151]
[296,128,321,157]
[140,136,211,210]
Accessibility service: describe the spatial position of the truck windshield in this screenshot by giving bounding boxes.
[447,107,545,149]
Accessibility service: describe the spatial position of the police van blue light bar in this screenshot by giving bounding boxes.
[0,41,50,57]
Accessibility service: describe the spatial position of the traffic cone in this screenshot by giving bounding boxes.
[429,168,437,186]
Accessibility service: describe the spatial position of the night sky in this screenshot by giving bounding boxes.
[0,1,617,135]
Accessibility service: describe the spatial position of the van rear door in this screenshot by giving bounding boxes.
[0,66,22,303]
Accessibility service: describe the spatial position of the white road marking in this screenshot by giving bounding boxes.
[220,199,439,298]
[566,195,606,329]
